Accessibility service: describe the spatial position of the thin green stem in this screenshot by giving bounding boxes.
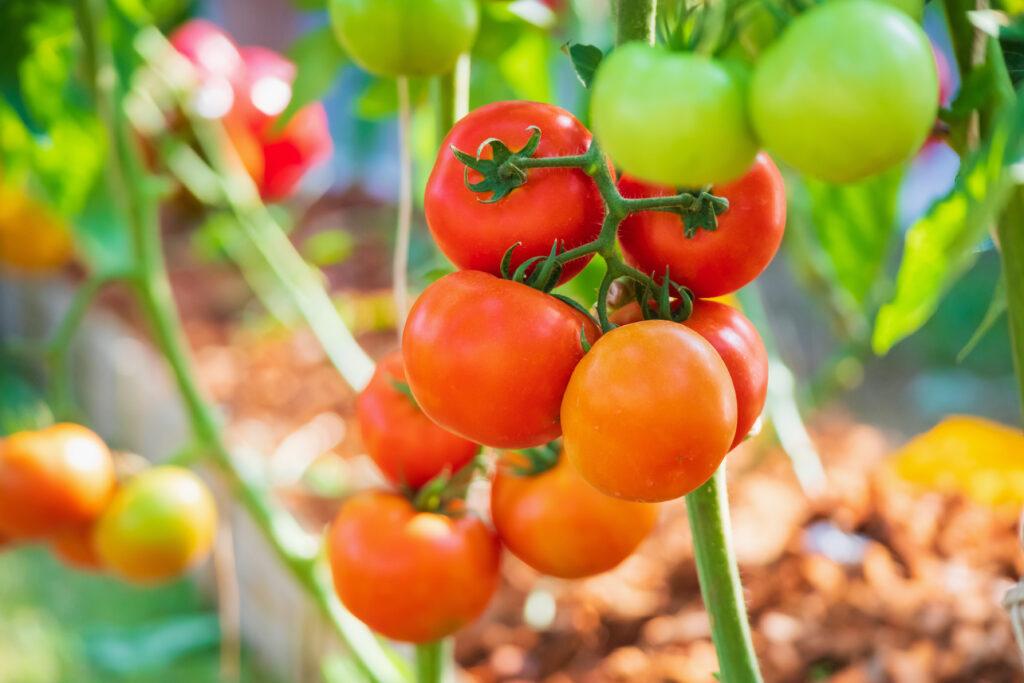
[394,75,414,338]
[616,0,658,45]
[415,641,444,683]
[685,468,762,683]
[997,186,1024,423]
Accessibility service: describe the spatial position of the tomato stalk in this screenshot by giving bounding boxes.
[394,76,414,336]
[998,187,1024,425]
[414,641,445,683]
[74,3,409,681]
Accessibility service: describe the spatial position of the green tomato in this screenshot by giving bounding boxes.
[750,1,938,183]
[591,43,758,187]
[834,0,924,20]
[329,0,480,77]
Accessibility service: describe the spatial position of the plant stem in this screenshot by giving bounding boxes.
[685,468,763,683]
[434,54,470,140]
[997,186,1024,423]
[415,641,444,683]
[616,0,658,45]
[394,75,414,338]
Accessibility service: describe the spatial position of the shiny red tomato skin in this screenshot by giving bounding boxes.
[327,490,501,642]
[618,152,786,298]
[402,270,600,449]
[425,101,605,285]
[611,299,768,450]
[357,352,479,489]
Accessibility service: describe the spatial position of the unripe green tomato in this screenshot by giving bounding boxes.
[750,1,938,183]
[832,0,924,20]
[591,43,758,187]
[329,0,480,77]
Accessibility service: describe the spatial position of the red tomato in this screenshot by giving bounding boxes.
[491,452,659,578]
[612,299,768,450]
[402,271,600,449]
[618,152,786,297]
[327,490,501,642]
[425,101,605,285]
[0,424,116,539]
[561,320,737,502]
[168,19,245,82]
[357,352,479,489]
[51,523,104,572]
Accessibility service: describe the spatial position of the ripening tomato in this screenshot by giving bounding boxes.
[491,452,659,578]
[591,43,758,187]
[0,186,74,272]
[327,490,500,642]
[425,101,605,285]
[750,2,938,183]
[611,299,768,450]
[168,19,245,83]
[51,523,104,572]
[94,466,217,583]
[562,321,737,502]
[403,271,600,449]
[357,352,479,489]
[618,153,786,298]
[329,0,479,77]
[0,424,116,539]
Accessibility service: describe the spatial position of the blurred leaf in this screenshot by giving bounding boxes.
[82,613,220,674]
[355,77,428,120]
[873,91,1024,354]
[957,275,1007,362]
[291,0,327,8]
[498,29,552,102]
[505,0,558,28]
[0,362,53,436]
[565,43,603,88]
[803,165,902,306]
[113,0,189,25]
[302,230,354,266]
[73,184,135,276]
[32,110,107,216]
[278,25,349,129]
[322,654,367,683]
[422,266,455,283]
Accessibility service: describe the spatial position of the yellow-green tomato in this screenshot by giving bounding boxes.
[95,466,217,584]
[329,0,480,77]
[591,43,758,187]
[750,1,938,183]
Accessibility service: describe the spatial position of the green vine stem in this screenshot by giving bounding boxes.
[415,641,444,683]
[997,185,1024,422]
[75,2,407,681]
[616,0,658,45]
[434,53,470,140]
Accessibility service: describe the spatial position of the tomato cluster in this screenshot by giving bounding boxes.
[168,20,333,201]
[0,424,217,583]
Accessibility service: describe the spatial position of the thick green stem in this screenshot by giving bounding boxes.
[685,468,763,683]
[997,187,1024,423]
[434,54,469,141]
[415,641,444,683]
[616,0,657,45]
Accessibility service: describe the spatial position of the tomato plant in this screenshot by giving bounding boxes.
[328,0,480,77]
[94,466,217,583]
[0,424,116,539]
[590,43,758,187]
[562,320,737,502]
[327,490,500,643]
[402,270,600,449]
[750,1,938,182]
[357,352,479,489]
[618,152,786,297]
[426,101,606,284]
[491,449,659,578]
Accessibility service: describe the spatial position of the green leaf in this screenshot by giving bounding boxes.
[83,613,220,674]
[113,0,189,25]
[73,184,136,277]
[565,43,603,89]
[301,230,354,266]
[277,25,349,130]
[873,93,1024,354]
[354,77,428,120]
[0,362,53,436]
[957,275,1007,362]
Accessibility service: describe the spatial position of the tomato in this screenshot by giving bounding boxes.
[617,153,785,298]
[169,19,245,82]
[357,352,479,489]
[94,466,217,583]
[327,490,500,642]
[425,101,605,285]
[611,299,768,450]
[562,321,736,502]
[51,523,104,572]
[750,2,938,183]
[328,0,479,77]
[403,271,600,449]
[0,424,115,539]
[0,186,74,272]
[591,43,757,187]
[491,452,659,578]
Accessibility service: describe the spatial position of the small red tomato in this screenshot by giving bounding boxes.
[50,523,105,572]
[618,152,786,297]
[612,299,768,450]
[491,452,659,578]
[403,270,600,449]
[327,491,501,642]
[357,352,479,489]
[562,320,737,502]
[425,101,605,285]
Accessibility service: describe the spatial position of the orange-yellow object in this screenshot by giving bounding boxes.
[0,186,74,271]
[51,523,105,572]
[890,415,1024,506]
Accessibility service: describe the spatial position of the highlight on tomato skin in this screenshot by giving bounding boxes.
[326,490,501,643]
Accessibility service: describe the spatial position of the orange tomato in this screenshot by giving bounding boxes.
[50,523,105,571]
[327,490,501,642]
[0,186,73,272]
[491,452,659,578]
[0,424,116,539]
[94,466,217,583]
[561,320,737,502]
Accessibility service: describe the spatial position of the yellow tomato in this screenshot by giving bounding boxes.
[0,186,74,272]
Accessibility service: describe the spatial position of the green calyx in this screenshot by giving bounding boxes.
[451,126,543,203]
[506,441,561,477]
[410,454,484,514]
